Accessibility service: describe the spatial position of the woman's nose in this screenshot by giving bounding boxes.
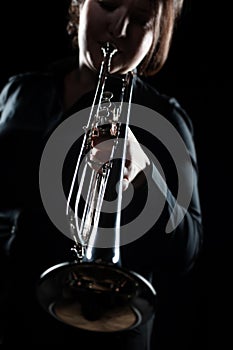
[109,14,130,38]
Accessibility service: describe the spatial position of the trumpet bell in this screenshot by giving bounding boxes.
[36,262,156,332]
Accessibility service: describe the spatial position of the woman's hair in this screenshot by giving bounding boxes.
[66,0,184,76]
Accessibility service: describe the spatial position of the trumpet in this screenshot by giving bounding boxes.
[37,42,156,332]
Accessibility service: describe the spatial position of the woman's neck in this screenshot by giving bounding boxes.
[63,65,97,111]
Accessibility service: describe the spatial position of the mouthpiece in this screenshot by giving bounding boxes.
[101,42,118,57]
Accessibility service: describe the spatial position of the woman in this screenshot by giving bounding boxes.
[0,0,203,348]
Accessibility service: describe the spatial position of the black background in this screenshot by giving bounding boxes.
[0,0,232,346]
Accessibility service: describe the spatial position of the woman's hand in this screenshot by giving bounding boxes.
[89,127,150,190]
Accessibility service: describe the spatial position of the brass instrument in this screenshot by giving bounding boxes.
[37,42,156,332]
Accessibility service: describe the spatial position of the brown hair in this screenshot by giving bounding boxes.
[66,0,184,76]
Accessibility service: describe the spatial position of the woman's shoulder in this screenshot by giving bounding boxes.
[0,69,63,128]
[133,76,194,136]
[0,71,58,104]
[0,56,77,113]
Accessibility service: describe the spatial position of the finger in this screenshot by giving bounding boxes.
[122,178,129,191]
[122,166,130,191]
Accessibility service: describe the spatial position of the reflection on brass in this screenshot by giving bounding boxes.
[54,301,137,332]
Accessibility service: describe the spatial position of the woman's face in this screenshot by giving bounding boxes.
[78,0,160,75]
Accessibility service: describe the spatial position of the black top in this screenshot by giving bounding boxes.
[0,58,203,346]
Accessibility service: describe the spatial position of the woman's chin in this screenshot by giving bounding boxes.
[110,68,132,76]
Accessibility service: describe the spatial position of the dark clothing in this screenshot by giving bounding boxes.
[0,58,203,347]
